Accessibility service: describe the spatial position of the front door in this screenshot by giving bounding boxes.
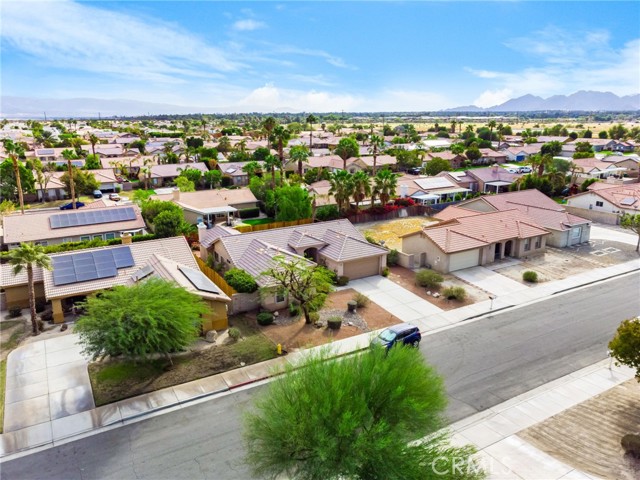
[504,240,513,257]
[494,242,502,260]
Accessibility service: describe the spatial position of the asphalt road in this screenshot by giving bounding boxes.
[2,273,639,480]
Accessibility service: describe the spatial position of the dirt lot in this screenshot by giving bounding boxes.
[387,266,487,309]
[494,240,639,284]
[519,379,640,480]
[257,289,400,351]
[356,217,438,250]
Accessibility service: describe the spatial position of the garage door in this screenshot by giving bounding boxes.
[449,250,480,272]
[342,257,380,279]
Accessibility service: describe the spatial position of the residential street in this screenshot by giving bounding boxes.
[2,273,638,480]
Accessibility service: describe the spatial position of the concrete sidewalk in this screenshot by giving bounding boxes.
[447,359,635,479]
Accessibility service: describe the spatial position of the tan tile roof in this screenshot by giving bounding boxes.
[423,209,550,253]
[152,188,258,212]
[2,204,146,244]
[235,239,313,286]
[149,162,208,179]
[200,225,241,248]
[573,183,640,210]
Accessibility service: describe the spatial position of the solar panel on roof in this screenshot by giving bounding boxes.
[51,246,135,286]
[39,148,55,155]
[620,197,637,206]
[111,246,134,268]
[178,265,222,295]
[49,207,137,229]
[131,265,154,282]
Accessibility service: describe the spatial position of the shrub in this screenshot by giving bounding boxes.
[309,312,320,323]
[224,268,258,293]
[228,327,241,342]
[289,302,301,317]
[387,249,399,266]
[257,312,274,326]
[442,286,466,301]
[365,235,378,245]
[382,267,389,277]
[621,434,640,459]
[416,269,443,289]
[327,316,342,330]
[315,205,341,221]
[8,306,22,318]
[336,276,349,286]
[238,207,260,219]
[523,271,538,283]
[393,197,415,207]
[353,292,370,308]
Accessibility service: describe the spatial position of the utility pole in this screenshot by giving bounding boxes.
[44,112,47,121]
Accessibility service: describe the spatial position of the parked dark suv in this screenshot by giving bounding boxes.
[371,324,421,349]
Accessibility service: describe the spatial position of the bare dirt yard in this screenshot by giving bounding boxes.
[519,379,640,480]
[493,240,639,284]
[356,217,439,250]
[257,289,400,351]
[386,266,488,309]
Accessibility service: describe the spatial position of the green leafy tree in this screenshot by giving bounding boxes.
[598,130,608,139]
[368,134,386,175]
[186,136,204,149]
[263,153,280,186]
[329,170,354,214]
[262,116,277,140]
[204,169,222,189]
[8,243,52,336]
[75,278,206,365]
[465,146,481,163]
[289,145,310,177]
[608,317,640,380]
[130,140,146,154]
[61,168,100,196]
[351,170,371,210]
[84,154,101,170]
[153,209,186,237]
[334,137,360,170]
[61,148,78,208]
[540,141,563,157]
[244,344,482,480]
[252,147,271,162]
[224,268,258,293]
[178,166,202,186]
[373,168,399,206]
[451,143,465,155]
[261,255,334,324]
[608,124,627,140]
[217,136,232,154]
[141,199,182,224]
[424,157,451,176]
[242,160,261,178]
[175,176,195,192]
[620,213,640,252]
[275,185,312,221]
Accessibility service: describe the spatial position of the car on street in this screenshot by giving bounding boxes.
[371,323,421,349]
[407,167,422,175]
[93,190,103,199]
[59,201,85,210]
[519,166,532,173]
[108,193,121,201]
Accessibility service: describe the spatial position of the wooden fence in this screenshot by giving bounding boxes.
[346,205,435,224]
[193,254,237,297]
[234,218,313,233]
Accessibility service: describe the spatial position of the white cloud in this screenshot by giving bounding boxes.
[232,19,266,31]
[235,83,360,112]
[469,27,640,106]
[1,0,242,84]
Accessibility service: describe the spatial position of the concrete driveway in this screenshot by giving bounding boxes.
[453,266,529,296]
[4,335,93,433]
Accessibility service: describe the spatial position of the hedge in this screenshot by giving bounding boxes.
[224,268,258,293]
[238,207,260,219]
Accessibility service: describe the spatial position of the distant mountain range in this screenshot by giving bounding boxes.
[447,91,640,112]
[1,90,639,118]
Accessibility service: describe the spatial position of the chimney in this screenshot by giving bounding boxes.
[492,164,499,173]
[197,221,208,260]
[121,232,132,245]
[172,188,180,201]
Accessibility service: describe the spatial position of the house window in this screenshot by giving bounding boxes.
[105,233,115,240]
[80,235,91,242]
[535,236,542,249]
[63,238,73,243]
[214,252,219,261]
[595,201,603,207]
[276,288,286,303]
[93,234,103,240]
[524,238,531,251]
[35,241,48,247]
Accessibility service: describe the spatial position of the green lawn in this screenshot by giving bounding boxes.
[242,218,274,226]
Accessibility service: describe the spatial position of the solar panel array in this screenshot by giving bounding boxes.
[52,246,135,286]
[178,265,223,294]
[49,207,136,229]
[39,148,55,155]
[620,197,638,206]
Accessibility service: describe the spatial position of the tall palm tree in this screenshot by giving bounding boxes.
[262,116,277,141]
[306,114,318,150]
[373,169,399,206]
[334,137,360,170]
[61,149,78,209]
[8,243,52,336]
[351,171,371,211]
[88,133,99,157]
[3,139,26,214]
[263,154,280,186]
[289,145,310,177]
[328,170,354,214]
[271,125,291,169]
[488,120,497,143]
[368,134,385,175]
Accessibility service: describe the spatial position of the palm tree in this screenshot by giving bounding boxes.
[328,170,354,214]
[3,139,26,214]
[450,120,457,134]
[368,134,385,175]
[351,171,371,211]
[488,120,497,143]
[373,169,399,206]
[8,243,52,336]
[263,154,280,186]
[290,145,310,177]
[262,116,277,140]
[61,149,77,209]
[217,136,231,154]
[306,114,318,150]
[88,133,99,157]
[334,137,360,170]
[271,125,291,168]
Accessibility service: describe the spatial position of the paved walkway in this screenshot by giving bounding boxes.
[447,359,635,479]
[453,266,529,296]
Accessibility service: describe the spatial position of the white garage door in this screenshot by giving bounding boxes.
[342,257,380,279]
[449,250,480,272]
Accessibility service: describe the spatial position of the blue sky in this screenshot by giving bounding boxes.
[2,1,639,112]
